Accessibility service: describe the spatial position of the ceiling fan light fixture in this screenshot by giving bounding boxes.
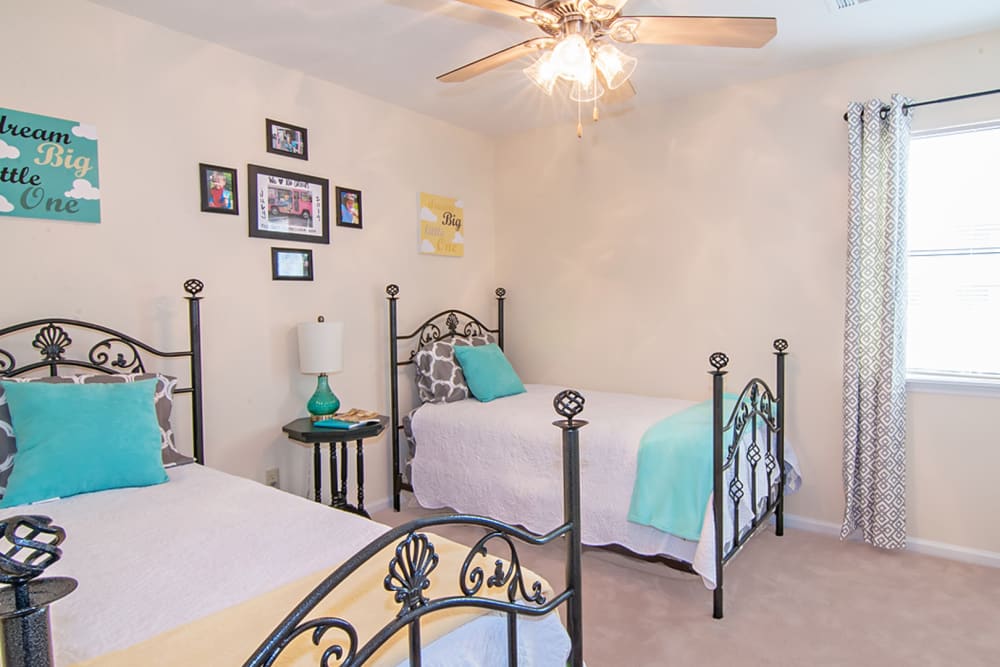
[594,43,636,90]
[523,51,558,95]
[550,33,593,83]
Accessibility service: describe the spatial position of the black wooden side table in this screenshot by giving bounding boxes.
[282,416,388,518]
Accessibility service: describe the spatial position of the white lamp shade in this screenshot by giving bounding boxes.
[297,320,344,374]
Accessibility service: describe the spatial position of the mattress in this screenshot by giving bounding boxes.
[0,464,568,666]
[410,384,801,588]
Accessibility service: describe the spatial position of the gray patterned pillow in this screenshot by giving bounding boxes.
[0,373,193,498]
[0,393,14,501]
[414,335,494,403]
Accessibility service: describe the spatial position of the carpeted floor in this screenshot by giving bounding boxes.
[373,503,1000,666]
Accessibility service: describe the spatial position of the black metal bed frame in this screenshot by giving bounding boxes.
[385,283,788,619]
[0,278,206,464]
[0,280,586,666]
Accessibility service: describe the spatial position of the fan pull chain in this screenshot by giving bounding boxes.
[593,63,600,122]
[577,92,583,138]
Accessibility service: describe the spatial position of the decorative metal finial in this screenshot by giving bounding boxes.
[183,278,204,296]
[317,315,325,323]
[709,352,730,372]
[773,338,788,353]
[0,515,78,667]
[386,284,399,298]
[0,515,65,585]
[554,390,585,423]
[495,287,506,299]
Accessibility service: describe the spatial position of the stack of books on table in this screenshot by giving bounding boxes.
[312,408,381,430]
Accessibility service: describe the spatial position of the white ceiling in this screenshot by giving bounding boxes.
[89,0,1000,135]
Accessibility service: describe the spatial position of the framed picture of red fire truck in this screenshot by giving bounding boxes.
[247,164,329,244]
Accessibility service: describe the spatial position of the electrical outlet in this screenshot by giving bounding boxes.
[265,468,280,488]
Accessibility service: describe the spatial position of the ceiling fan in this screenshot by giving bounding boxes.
[437,1,777,134]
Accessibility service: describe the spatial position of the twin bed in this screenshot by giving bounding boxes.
[0,281,583,666]
[386,284,801,619]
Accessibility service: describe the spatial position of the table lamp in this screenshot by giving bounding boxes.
[297,316,344,417]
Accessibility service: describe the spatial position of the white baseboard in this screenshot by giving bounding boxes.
[783,513,1000,569]
[364,496,391,516]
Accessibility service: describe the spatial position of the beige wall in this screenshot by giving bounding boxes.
[0,0,496,503]
[494,30,1000,553]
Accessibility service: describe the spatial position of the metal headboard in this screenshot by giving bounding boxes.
[385,283,505,510]
[0,279,206,464]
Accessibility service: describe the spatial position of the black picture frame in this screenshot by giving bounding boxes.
[266,118,308,161]
[271,247,314,281]
[199,163,239,215]
[248,164,329,244]
[335,186,363,229]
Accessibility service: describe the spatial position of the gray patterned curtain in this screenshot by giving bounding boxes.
[841,95,911,549]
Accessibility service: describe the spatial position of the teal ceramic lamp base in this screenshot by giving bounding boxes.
[307,373,340,416]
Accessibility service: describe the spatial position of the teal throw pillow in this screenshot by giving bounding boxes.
[0,379,167,507]
[452,343,526,402]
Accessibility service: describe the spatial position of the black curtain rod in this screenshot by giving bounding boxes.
[841,87,1000,121]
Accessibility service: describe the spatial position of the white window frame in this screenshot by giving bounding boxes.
[906,120,1000,396]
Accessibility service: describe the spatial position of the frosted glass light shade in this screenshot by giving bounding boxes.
[524,51,558,95]
[594,43,637,90]
[569,76,604,103]
[297,319,344,374]
[551,33,592,83]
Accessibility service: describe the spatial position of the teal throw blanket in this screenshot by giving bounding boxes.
[627,395,737,541]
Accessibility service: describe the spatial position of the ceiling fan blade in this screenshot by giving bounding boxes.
[437,38,555,83]
[628,16,777,48]
[452,0,557,21]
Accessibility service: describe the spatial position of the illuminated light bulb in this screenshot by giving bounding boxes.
[551,33,593,83]
[594,43,637,90]
[523,51,558,95]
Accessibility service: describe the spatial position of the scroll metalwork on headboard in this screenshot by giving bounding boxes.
[385,284,505,511]
[0,279,207,465]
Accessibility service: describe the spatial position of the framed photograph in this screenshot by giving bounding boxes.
[199,163,238,215]
[271,247,313,281]
[265,118,308,160]
[336,187,363,229]
[248,164,329,244]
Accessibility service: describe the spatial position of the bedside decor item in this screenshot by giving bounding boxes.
[0,106,101,223]
[335,186,363,229]
[418,192,464,257]
[199,163,238,215]
[271,247,313,281]
[297,316,344,417]
[265,118,308,160]
[248,164,329,244]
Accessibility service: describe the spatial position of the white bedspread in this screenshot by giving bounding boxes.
[410,384,801,588]
[0,465,568,666]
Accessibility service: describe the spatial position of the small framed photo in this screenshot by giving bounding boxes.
[199,163,238,215]
[271,247,313,281]
[266,119,308,160]
[336,187,363,229]
[248,164,329,244]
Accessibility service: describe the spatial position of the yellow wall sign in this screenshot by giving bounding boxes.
[419,192,464,257]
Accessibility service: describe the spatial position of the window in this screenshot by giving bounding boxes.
[906,122,1000,388]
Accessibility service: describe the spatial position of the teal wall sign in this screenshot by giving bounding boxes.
[0,107,101,223]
